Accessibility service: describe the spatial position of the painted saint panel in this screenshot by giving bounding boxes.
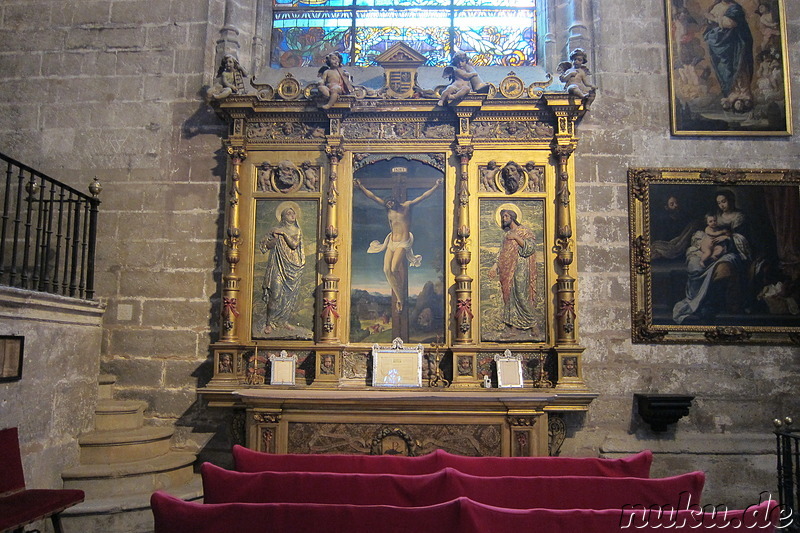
[350,156,445,344]
[251,199,319,340]
[479,199,546,342]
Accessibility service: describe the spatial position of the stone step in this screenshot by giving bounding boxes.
[62,451,196,499]
[79,426,174,464]
[98,373,116,400]
[94,399,147,431]
[61,474,203,533]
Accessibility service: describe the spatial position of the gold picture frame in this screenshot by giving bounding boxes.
[665,0,792,136]
[628,167,800,344]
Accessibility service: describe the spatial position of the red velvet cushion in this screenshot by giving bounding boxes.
[436,449,653,477]
[0,488,85,531]
[232,444,440,474]
[0,427,25,495]
[152,492,781,533]
[151,490,465,533]
[463,498,782,533]
[202,463,704,509]
[232,445,653,478]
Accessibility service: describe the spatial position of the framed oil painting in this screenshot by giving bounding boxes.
[665,0,792,136]
[349,154,445,345]
[479,199,546,343]
[251,198,319,340]
[0,336,23,382]
[628,168,800,344]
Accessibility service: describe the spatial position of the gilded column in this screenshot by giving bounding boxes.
[550,103,587,391]
[221,145,246,343]
[319,143,344,343]
[453,145,474,344]
[553,144,576,345]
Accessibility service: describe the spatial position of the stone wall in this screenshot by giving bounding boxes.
[0,287,104,488]
[0,0,797,507]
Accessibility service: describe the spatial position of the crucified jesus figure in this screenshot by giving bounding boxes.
[354,177,443,311]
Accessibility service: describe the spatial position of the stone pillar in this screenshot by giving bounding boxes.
[567,0,593,59]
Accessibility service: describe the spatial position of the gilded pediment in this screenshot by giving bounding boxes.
[374,43,427,68]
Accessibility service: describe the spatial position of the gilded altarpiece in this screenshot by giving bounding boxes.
[201,47,595,457]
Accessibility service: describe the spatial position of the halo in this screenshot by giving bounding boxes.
[275,201,301,222]
[494,203,522,227]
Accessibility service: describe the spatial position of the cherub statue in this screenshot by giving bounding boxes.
[480,160,499,191]
[558,48,596,106]
[437,52,489,107]
[300,160,318,191]
[207,54,247,100]
[317,52,353,109]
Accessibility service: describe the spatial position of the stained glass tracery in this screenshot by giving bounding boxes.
[270,0,537,68]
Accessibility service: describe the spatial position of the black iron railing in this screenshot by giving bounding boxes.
[776,417,800,532]
[0,153,100,300]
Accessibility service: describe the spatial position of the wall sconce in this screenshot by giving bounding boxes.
[634,393,694,432]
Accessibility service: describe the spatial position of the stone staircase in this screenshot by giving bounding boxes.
[60,374,203,533]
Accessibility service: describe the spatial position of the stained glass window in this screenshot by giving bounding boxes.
[270,0,537,68]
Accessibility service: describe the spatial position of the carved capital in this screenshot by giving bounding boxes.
[553,145,574,160]
[326,145,345,162]
[253,413,280,424]
[508,416,537,427]
[226,145,247,163]
[455,145,474,162]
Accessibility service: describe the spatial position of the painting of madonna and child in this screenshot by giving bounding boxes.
[666,0,791,135]
[349,156,446,344]
[648,183,800,329]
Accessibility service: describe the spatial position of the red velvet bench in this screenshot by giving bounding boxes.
[152,491,781,533]
[232,445,653,477]
[0,428,85,533]
[201,463,704,510]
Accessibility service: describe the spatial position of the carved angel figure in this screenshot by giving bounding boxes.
[208,54,247,100]
[558,48,596,107]
[437,52,489,106]
[317,52,354,109]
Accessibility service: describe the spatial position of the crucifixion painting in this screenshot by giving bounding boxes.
[350,156,445,344]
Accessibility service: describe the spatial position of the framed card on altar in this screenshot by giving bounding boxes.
[270,350,297,386]
[371,338,423,388]
[495,349,523,388]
